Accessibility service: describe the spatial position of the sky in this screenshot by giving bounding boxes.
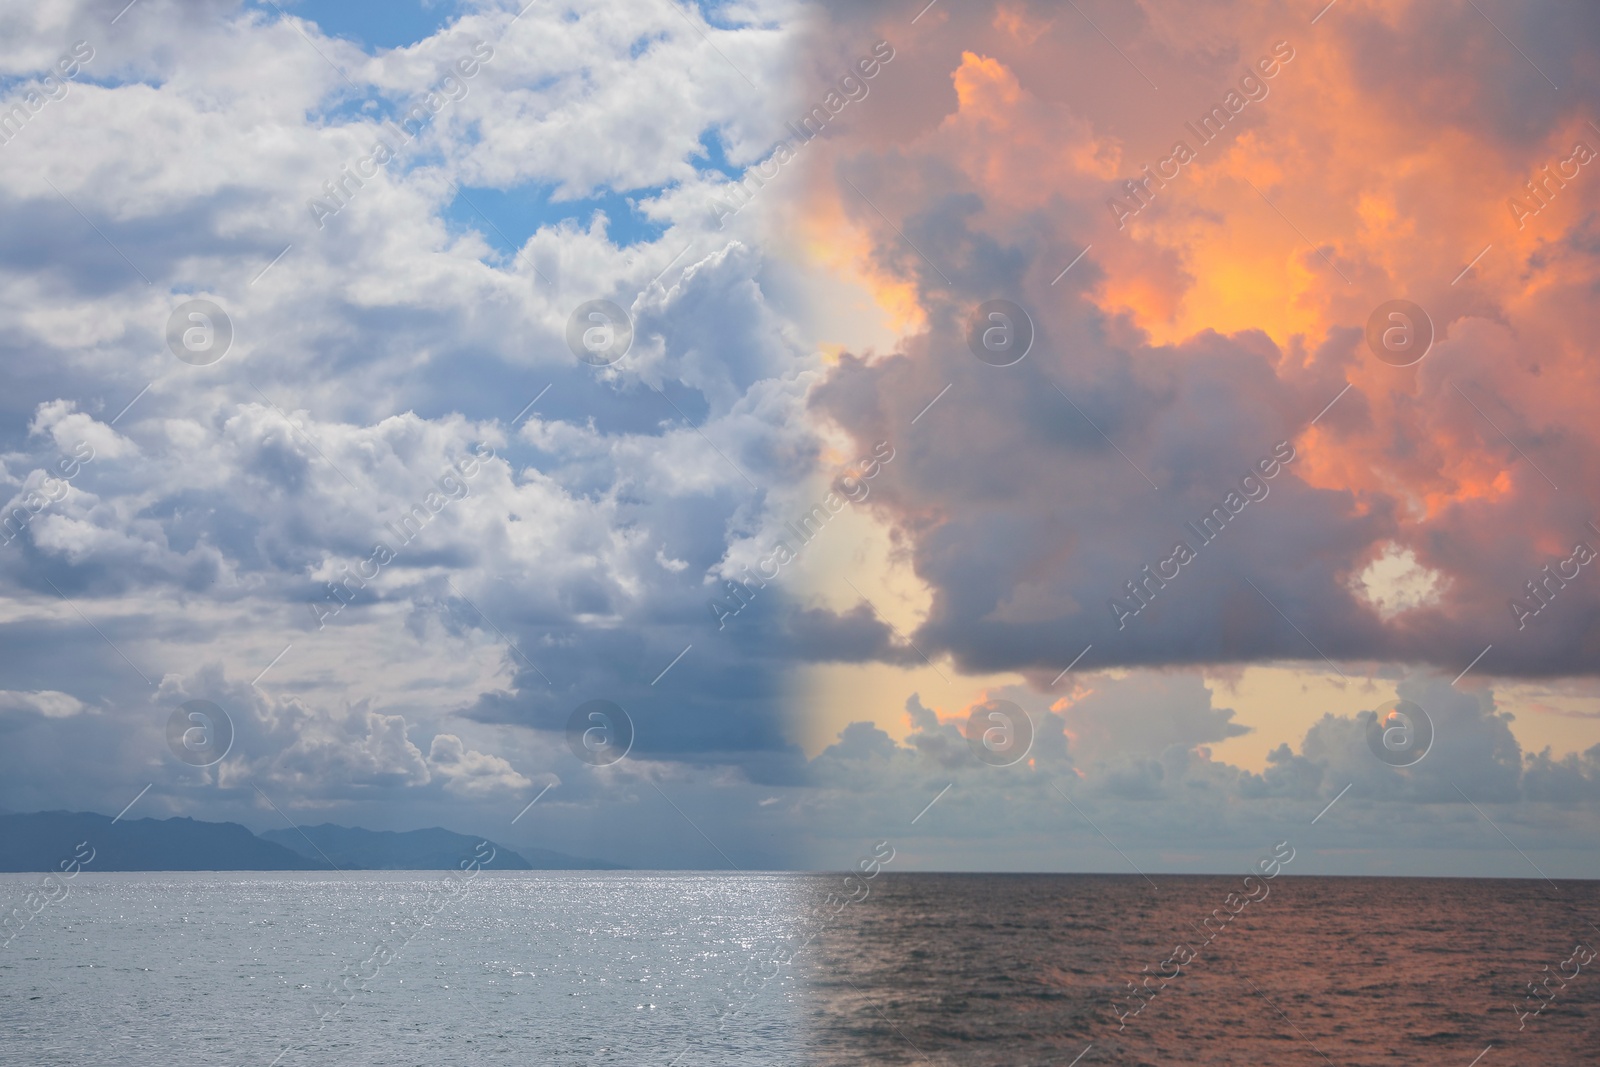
[0,0,1598,875]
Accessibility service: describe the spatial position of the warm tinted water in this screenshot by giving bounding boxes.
[2,872,1597,1065]
[807,874,1600,1066]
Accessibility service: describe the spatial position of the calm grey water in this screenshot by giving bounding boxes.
[0,872,814,1066]
[3,872,1598,1065]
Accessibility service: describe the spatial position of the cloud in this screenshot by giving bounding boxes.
[426,732,533,797]
[1288,675,1523,804]
[0,0,1597,876]
[0,0,831,858]
[1523,743,1600,802]
[0,689,89,720]
[0,0,829,783]
[269,706,434,791]
[798,0,1600,681]
[1056,672,1249,766]
[793,668,1600,872]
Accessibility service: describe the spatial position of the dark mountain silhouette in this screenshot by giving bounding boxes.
[0,811,624,871]
[0,811,327,872]
[262,823,622,870]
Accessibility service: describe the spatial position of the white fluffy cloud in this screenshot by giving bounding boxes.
[3,0,1596,876]
[426,732,533,797]
[0,689,90,719]
[0,0,820,837]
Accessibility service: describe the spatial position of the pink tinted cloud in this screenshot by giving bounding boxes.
[802,0,1600,678]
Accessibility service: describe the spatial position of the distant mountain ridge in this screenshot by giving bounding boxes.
[0,812,623,872]
[262,823,623,871]
[0,811,325,872]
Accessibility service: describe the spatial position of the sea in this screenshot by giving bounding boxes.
[2,872,1597,1066]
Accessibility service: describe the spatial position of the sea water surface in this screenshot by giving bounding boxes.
[809,874,1600,1066]
[3,872,1597,1065]
[1,871,811,1066]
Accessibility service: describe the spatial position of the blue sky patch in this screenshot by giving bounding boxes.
[694,129,745,181]
[689,0,743,31]
[266,0,465,52]
[444,183,669,254]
